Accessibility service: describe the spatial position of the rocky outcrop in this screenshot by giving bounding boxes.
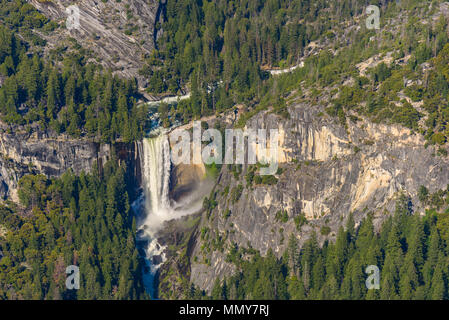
[0,123,110,202]
[187,101,449,293]
[156,213,201,300]
[30,0,160,86]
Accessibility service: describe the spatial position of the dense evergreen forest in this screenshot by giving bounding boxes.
[199,193,449,300]
[144,0,373,123]
[227,0,449,147]
[0,159,147,299]
[145,0,449,147]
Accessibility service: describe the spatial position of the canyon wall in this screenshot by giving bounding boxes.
[0,123,110,202]
[187,101,449,293]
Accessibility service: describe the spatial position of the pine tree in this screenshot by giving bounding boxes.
[287,234,300,276]
[287,275,305,299]
[46,69,60,119]
[430,253,446,300]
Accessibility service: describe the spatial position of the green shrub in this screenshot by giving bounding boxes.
[320,226,331,236]
[231,184,244,204]
[275,210,289,223]
[223,209,231,219]
[294,214,308,230]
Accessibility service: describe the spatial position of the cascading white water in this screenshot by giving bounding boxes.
[141,135,172,229]
[134,132,213,297]
[135,134,172,298]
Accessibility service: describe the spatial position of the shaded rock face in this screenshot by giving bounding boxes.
[0,125,110,201]
[170,163,206,202]
[155,213,201,300]
[188,102,449,293]
[30,0,160,86]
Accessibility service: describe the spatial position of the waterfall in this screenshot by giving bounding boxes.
[134,134,172,298]
[134,132,212,298]
[142,135,172,228]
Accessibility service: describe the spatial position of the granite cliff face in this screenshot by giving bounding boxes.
[30,0,160,86]
[182,100,449,293]
[0,123,110,202]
